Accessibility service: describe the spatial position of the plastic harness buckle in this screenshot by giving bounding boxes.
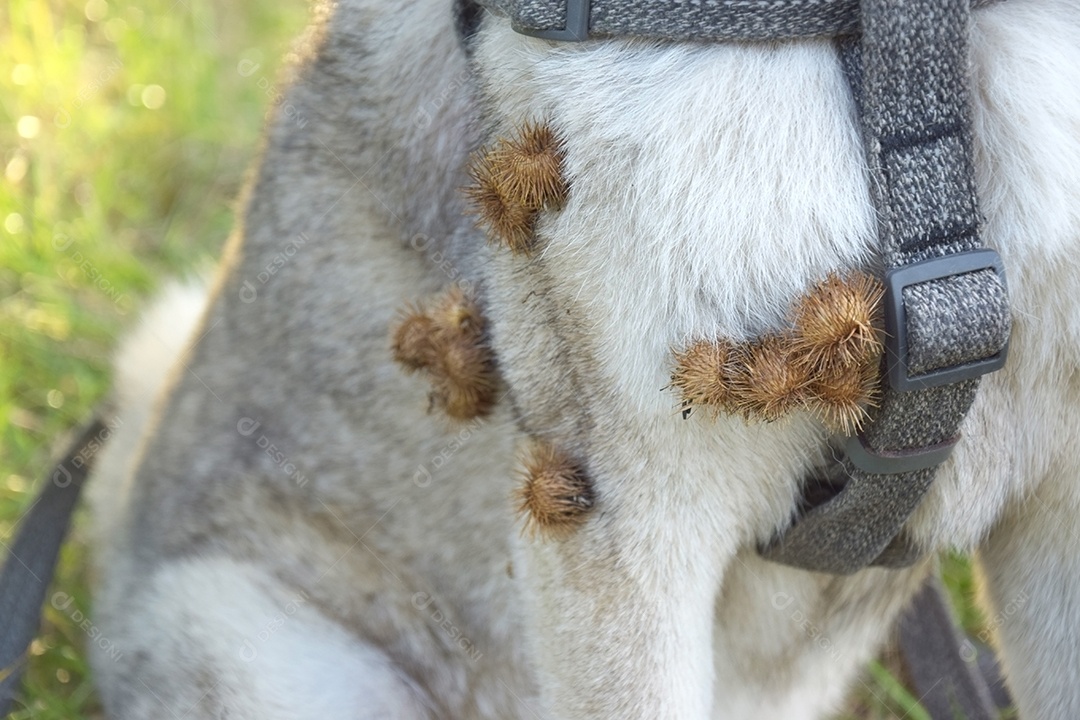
[884,248,1008,392]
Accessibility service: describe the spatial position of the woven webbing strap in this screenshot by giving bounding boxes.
[485,0,869,40]
[480,0,997,41]
[473,0,1011,575]
[760,0,1010,573]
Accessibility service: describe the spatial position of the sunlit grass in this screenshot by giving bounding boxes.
[1,0,306,716]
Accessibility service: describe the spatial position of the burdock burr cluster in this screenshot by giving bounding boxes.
[671,272,885,434]
[390,121,887,540]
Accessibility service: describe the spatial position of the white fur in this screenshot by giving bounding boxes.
[478,29,896,713]
[97,556,433,718]
[88,278,210,569]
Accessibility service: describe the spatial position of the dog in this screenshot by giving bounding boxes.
[87,0,1080,717]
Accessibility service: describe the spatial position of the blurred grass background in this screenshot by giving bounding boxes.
[1,0,306,715]
[1,0,999,718]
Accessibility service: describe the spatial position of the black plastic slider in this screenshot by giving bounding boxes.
[514,0,590,41]
[883,248,1009,392]
[845,432,959,475]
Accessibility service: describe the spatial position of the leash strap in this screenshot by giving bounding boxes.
[0,416,107,716]
[897,574,1000,720]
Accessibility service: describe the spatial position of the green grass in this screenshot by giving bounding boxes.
[1,0,306,715]
[2,2,1002,718]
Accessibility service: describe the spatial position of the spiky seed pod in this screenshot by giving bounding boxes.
[807,359,882,435]
[431,377,493,420]
[465,152,538,254]
[389,286,499,420]
[431,339,499,419]
[465,122,568,254]
[791,272,885,372]
[671,339,738,415]
[515,440,594,540]
[391,309,437,371]
[495,122,568,211]
[430,284,482,335]
[729,335,812,422]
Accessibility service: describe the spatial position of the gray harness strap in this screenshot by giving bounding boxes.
[485,0,871,41]
[483,0,998,41]
[471,0,1010,576]
[761,0,1010,573]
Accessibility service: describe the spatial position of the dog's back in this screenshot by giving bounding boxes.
[89,1,535,716]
